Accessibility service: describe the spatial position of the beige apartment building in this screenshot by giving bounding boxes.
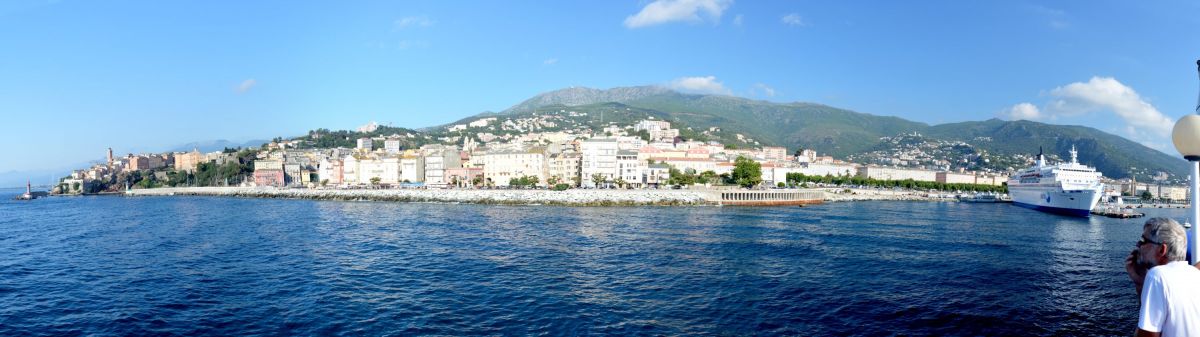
[479,149,548,187]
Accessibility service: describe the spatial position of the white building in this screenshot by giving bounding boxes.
[800,163,858,177]
[581,138,618,188]
[356,138,373,151]
[422,145,462,187]
[857,166,938,182]
[616,150,643,188]
[384,137,402,154]
[340,155,400,185]
[400,152,425,183]
[318,158,343,185]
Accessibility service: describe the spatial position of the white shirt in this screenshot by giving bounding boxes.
[1139,261,1200,336]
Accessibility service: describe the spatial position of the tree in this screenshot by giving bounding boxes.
[547,176,560,186]
[636,129,651,142]
[591,173,608,188]
[1141,190,1154,201]
[614,177,627,189]
[370,177,381,186]
[731,156,762,188]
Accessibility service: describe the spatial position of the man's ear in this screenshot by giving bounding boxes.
[1160,244,1170,258]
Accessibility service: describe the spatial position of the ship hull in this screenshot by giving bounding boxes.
[1008,185,1101,217]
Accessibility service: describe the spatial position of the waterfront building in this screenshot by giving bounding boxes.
[284,164,302,186]
[936,171,976,185]
[548,150,581,187]
[445,167,483,187]
[616,150,643,188]
[422,145,462,187]
[400,151,425,183]
[175,149,204,172]
[645,164,670,187]
[357,137,373,151]
[253,160,285,187]
[342,155,360,185]
[800,162,858,177]
[581,138,618,188]
[479,148,548,187]
[318,158,343,185]
[857,166,938,182]
[358,156,401,185]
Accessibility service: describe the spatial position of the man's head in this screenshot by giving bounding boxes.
[1139,217,1188,266]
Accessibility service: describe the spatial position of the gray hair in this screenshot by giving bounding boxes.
[1145,217,1188,262]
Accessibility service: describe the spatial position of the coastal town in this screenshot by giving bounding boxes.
[52,112,1188,204]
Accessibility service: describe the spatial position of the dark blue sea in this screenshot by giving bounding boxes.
[0,187,1180,336]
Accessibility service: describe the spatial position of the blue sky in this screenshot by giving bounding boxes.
[2,0,1199,175]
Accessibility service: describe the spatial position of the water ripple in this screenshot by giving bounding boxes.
[0,193,1174,336]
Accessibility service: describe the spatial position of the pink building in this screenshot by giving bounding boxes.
[445,167,484,187]
[254,170,285,187]
[126,155,149,171]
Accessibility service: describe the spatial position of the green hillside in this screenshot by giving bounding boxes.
[430,86,1189,181]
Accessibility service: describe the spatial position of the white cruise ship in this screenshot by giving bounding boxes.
[1007,146,1104,217]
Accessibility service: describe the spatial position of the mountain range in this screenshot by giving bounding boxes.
[436,85,1187,181]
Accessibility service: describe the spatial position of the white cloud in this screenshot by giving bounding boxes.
[1046,77,1173,136]
[732,14,743,26]
[751,83,776,97]
[781,13,806,26]
[543,58,558,65]
[999,102,1041,120]
[668,76,732,95]
[1002,77,1175,150]
[394,16,435,29]
[235,79,256,94]
[624,0,732,29]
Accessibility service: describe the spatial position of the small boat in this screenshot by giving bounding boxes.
[959,192,1006,203]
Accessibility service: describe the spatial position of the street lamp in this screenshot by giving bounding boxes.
[1171,59,1200,265]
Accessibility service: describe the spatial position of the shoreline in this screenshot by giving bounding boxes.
[115,186,980,206]
[124,186,721,206]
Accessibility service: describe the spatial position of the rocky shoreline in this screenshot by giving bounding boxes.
[124,187,721,206]
[119,186,973,206]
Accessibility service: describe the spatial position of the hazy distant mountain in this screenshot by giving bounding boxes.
[440,86,1187,180]
[166,139,267,153]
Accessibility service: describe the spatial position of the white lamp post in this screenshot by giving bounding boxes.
[1171,59,1200,265]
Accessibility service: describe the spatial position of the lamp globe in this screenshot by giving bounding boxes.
[1174,114,1200,161]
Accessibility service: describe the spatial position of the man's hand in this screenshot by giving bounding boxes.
[1127,249,1147,297]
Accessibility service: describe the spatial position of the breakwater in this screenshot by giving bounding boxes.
[125,187,719,206]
